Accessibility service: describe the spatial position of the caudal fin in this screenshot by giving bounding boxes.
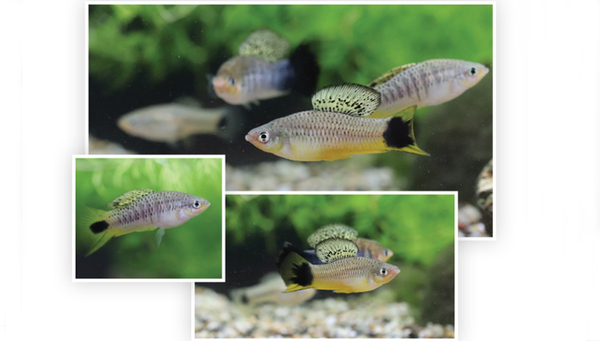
[382,106,429,156]
[289,43,320,97]
[277,246,314,293]
[77,206,113,256]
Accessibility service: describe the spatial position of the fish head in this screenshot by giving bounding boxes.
[245,123,285,156]
[371,263,400,286]
[457,61,489,89]
[181,196,211,218]
[212,57,247,104]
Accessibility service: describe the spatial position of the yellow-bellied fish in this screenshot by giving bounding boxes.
[245,83,427,161]
[277,240,400,294]
[78,189,210,256]
[212,29,320,105]
[230,272,316,306]
[117,103,243,144]
[369,59,489,118]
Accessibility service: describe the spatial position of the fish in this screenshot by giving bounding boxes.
[301,238,393,265]
[117,103,243,144]
[277,245,400,294]
[245,83,427,161]
[307,223,358,248]
[212,29,320,105]
[77,189,210,256]
[368,59,489,118]
[230,272,316,306]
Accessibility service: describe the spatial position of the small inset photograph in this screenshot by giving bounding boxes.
[73,155,224,281]
[194,192,456,338]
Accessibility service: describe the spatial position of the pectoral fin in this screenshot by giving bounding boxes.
[156,227,165,248]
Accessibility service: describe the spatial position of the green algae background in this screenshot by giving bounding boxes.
[75,157,223,279]
[225,194,455,322]
[89,4,493,97]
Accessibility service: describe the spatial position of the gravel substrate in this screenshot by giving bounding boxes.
[226,156,403,191]
[195,287,454,338]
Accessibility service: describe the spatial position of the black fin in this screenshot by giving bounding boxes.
[383,106,428,156]
[90,221,109,234]
[291,261,313,287]
[276,242,304,269]
[383,116,413,149]
[289,43,320,97]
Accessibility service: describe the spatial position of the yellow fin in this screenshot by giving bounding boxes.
[108,189,155,209]
[307,224,358,248]
[238,29,290,62]
[311,83,381,117]
[384,106,429,156]
[77,206,113,256]
[368,63,417,87]
[315,238,358,263]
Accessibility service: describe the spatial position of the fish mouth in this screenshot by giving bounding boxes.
[245,134,251,142]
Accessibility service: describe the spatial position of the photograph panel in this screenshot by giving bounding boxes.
[87,4,494,238]
[194,192,457,338]
[73,155,225,281]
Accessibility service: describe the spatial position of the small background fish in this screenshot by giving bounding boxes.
[369,59,489,118]
[212,29,320,105]
[117,102,245,144]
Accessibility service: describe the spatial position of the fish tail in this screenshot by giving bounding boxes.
[289,43,320,97]
[215,107,247,142]
[77,206,114,256]
[383,106,429,156]
[277,247,314,292]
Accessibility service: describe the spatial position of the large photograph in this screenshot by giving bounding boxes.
[87,4,494,238]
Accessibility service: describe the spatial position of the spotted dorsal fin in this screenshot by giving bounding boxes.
[311,84,381,117]
[368,63,417,87]
[108,189,155,209]
[315,238,358,263]
[307,224,358,248]
[238,29,290,62]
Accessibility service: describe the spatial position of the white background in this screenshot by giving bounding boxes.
[2,0,600,340]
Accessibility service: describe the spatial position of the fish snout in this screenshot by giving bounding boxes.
[389,265,401,278]
[212,77,228,93]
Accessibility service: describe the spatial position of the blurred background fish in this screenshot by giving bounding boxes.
[369,59,489,118]
[245,84,426,161]
[230,272,316,306]
[211,29,320,105]
[117,103,244,144]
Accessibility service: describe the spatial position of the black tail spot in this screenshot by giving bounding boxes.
[383,116,413,149]
[291,262,313,287]
[90,221,109,234]
[241,294,249,304]
[218,116,228,130]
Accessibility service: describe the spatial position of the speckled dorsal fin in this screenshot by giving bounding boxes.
[311,84,381,117]
[307,224,358,248]
[238,29,290,62]
[315,238,358,263]
[368,63,417,87]
[108,189,155,209]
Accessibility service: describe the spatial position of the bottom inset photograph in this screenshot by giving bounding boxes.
[194,192,457,339]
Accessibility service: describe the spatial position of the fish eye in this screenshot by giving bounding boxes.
[193,200,201,208]
[258,131,270,143]
[469,67,477,76]
[228,76,235,86]
[379,267,388,276]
